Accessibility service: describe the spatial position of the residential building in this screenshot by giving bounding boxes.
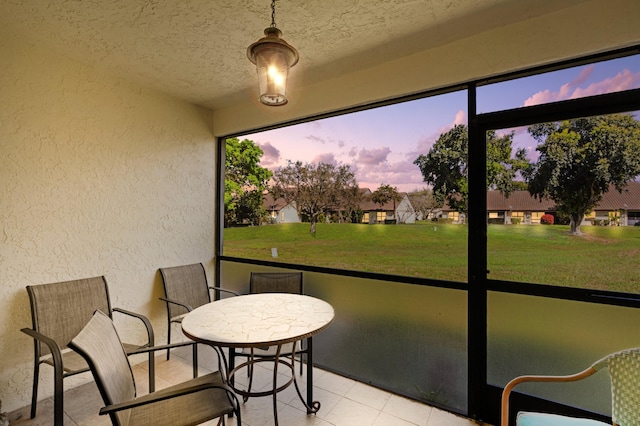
[359,189,416,224]
[486,181,640,226]
[263,193,300,224]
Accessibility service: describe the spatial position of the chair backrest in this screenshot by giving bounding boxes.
[69,310,135,426]
[249,272,303,295]
[27,277,111,356]
[160,263,211,318]
[592,347,640,426]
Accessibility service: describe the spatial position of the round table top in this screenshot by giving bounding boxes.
[181,293,335,348]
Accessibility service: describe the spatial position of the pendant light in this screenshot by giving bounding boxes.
[247,0,299,106]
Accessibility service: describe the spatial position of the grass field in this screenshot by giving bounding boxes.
[223,222,640,292]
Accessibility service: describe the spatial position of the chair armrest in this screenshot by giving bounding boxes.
[500,367,597,426]
[126,341,225,375]
[21,328,64,371]
[126,340,199,355]
[159,297,194,312]
[99,381,238,415]
[208,286,240,297]
[112,307,154,347]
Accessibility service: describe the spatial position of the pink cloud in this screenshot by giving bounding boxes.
[312,153,338,165]
[258,142,280,166]
[354,159,425,193]
[524,67,640,106]
[306,135,326,144]
[571,64,594,86]
[357,147,391,165]
[453,109,467,125]
[571,69,640,98]
[410,109,468,160]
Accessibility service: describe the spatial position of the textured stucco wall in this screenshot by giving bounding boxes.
[0,34,217,412]
[213,0,640,136]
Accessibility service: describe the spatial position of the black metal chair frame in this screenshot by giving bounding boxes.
[69,310,241,426]
[21,276,155,426]
[159,263,238,378]
[230,271,308,391]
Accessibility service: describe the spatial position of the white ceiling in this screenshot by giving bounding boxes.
[1,0,588,110]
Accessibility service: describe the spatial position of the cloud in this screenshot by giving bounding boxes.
[306,135,326,144]
[357,147,391,165]
[571,64,594,86]
[453,109,467,125]
[312,152,338,165]
[524,67,640,106]
[258,142,280,166]
[410,109,468,159]
[571,69,640,98]
[355,159,425,192]
[307,134,348,148]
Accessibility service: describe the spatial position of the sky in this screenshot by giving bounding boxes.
[241,55,640,193]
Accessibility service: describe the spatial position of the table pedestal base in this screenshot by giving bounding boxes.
[226,344,320,425]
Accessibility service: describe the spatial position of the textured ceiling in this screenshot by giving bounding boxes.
[0,0,588,110]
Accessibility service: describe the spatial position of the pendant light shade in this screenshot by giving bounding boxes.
[247,3,299,106]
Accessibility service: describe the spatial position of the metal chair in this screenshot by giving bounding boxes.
[158,263,238,372]
[501,347,640,426]
[21,277,155,426]
[69,310,241,426]
[231,272,306,384]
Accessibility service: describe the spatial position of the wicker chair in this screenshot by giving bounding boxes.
[69,310,241,426]
[159,263,238,371]
[21,277,155,426]
[501,347,640,426]
[231,272,306,387]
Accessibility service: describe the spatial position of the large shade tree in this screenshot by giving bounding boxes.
[413,124,528,214]
[526,113,640,235]
[271,161,359,235]
[224,138,272,227]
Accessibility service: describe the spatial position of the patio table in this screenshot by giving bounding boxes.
[181,293,335,425]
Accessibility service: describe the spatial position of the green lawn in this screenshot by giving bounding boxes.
[223,222,640,292]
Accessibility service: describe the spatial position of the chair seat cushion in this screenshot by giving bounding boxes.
[517,412,609,426]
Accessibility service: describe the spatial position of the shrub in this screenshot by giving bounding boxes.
[511,218,521,225]
[540,214,555,225]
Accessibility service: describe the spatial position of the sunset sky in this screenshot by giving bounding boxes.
[241,55,640,193]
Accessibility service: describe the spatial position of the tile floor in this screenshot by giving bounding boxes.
[8,345,486,426]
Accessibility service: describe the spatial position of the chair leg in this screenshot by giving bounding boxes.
[192,342,198,378]
[229,348,236,389]
[30,361,40,419]
[53,361,64,426]
[166,320,172,360]
[148,350,155,392]
[245,350,254,403]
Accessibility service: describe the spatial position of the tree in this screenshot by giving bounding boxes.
[413,124,527,214]
[408,188,440,221]
[525,113,640,235]
[224,138,272,227]
[371,184,401,223]
[271,161,359,235]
